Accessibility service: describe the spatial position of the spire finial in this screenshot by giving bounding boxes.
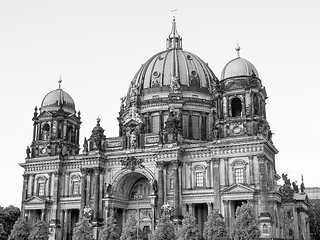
[167,11,182,50]
[235,41,241,58]
[97,116,101,125]
[58,75,62,89]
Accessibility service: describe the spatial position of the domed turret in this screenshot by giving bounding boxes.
[40,79,76,114]
[212,45,272,142]
[28,78,81,158]
[221,45,259,80]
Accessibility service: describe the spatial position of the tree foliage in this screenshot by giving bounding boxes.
[0,205,20,239]
[99,216,121,240]
[28,221,49,240]
[8,218,30,240]
[72,218,93,240]
[177,213,201,240]
[309,199,320,240]
[151,216,175,240]
[203,212,228,240]
[231,203,259,240]
[120,215,143,240]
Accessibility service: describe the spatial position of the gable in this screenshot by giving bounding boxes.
[221,183,255,195]
[24,196,46,205]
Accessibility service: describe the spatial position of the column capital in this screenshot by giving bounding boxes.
[156,162,166,170]
[212,158,220,165]
[171,160,180,169]
[205,159,211,165]
[257,154,266,162]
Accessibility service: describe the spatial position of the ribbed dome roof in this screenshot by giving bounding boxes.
[221,57,259,80]
[126,18,218,100]
[40,88,75,114]
[131,49,217,92]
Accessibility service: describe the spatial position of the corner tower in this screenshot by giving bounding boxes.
[213,45,271,141]
[29,79,81,158]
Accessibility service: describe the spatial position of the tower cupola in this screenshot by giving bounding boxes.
[28,78,81,159]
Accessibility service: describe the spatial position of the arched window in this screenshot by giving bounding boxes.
[36,176,46,196]
[194,165,205,187]
[231,98,242,117]
[231,159,247,184]
[41,123,50,140]
[70,174,80,196]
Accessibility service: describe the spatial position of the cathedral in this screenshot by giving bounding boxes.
[20,18,310,240]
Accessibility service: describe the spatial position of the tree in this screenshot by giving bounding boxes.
[120,215,143,240]
[309,199,320,240]
[99,216,121,240]
[28,221,49,240]
[72,218,93,240]
[231,203,259,240]
[203,212,228,240]
[0,205,20,238]
[151,216,175,240]
[177,213,201,240]
[0,224,7,240]
[8,218,30,240]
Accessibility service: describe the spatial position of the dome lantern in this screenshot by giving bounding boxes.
[166,17,182,50]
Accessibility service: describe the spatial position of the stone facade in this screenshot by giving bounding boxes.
[20,19,310,240]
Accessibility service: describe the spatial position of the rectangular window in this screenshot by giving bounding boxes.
[163,114,168,128]
[170,178,174,189]
[192,115,200,140]
[183,115,188,138]
[72,181,80,195]
[151,116,160,133]
[38,183,45,196]
[235,168,244,183]
[195,172,203,187]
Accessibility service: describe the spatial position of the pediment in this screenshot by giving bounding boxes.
[38,111,53,118]
[24,196,46,205]
[123,118,142,127]
[221,183,255,195]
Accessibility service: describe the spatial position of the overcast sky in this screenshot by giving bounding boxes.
[0,0,319,207]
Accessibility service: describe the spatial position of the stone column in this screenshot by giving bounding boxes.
[188,203,194,216]
[223,200,229,230]
[178,163,183,210]
[21,174,28,216]
[64,171,70,197]
[159,111,163,132]
[172,161,179,217]
[207,202,212,215]
[86,169,92,204]
[99,169,105,221]
[249,155,254,184]
[188,162,193,189]
[63,210,68,240]
[80,169,87,219]
[93,167,101,222]
[205,160,211,188]
[188,111,193,139]
[212,158,221,212]
[156,162,165,212]
[32,122,37,141]
[47,173,52,198]
[41,208,45,221]
[52,170,62,223]
[224,159,229,186]
[258,155,267,213]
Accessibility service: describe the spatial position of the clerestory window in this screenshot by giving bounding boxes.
[231,98,242,117]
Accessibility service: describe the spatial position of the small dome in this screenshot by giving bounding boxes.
[221,57,259,80]
[40,88,76,114]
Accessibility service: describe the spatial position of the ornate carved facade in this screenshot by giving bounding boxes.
[20,19,310,240]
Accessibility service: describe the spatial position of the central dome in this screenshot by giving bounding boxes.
[127,18,218,101]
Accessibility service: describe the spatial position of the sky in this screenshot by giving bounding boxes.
[0,0,319,207]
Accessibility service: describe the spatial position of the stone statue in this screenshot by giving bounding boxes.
[106,183,112,194]
[26,146,31,159]
[292,181,299,193]
[130,130,137,148]
[83,137,88,153]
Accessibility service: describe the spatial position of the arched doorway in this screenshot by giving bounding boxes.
[108,170,156,234]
